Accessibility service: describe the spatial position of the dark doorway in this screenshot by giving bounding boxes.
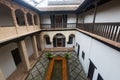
[11,48,22,66]
[97,74,103,80]
[57,38,62,47]
[55,15,62,28]
[53,33,65,47]
[88,60,96,80]
[53,38,65,47]
[77,44,80,57]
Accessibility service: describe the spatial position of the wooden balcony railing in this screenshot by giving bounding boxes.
[77,23,120,43]
[40,23,76,29]
[40,23,120,43]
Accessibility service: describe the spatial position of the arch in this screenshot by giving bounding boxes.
[53,33,66,47]
[0,3,14,27]
[53,33,65,38]
[68,34,75,44]
[44,35,51,45]
[27,13,33,25]
[34,15,38,25]
[15,9,25,26]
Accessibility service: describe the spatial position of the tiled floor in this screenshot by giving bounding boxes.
[26,51,88,80]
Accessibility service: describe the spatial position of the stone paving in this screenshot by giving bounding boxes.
[26,51,88,80]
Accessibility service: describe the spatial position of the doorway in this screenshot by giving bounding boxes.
[53,33,65,47]
[87,60,96,80]
[55,15,62,28]
[11,48,22,66]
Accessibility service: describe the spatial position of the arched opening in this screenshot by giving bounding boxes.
[27,13,33,25]
[0,4,14,27]
[15,9,25,26]
[68,34,75,44]
[44,35,51,45]
[53,33,65,47]
[34,15,38,25]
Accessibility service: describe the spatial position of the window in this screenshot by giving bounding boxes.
[68,36,73,44]
[82,51,85,60]
[15,9,25,26]
[45,36,51,44]
[68,34,75,44]
[0,4,14,27]
[76,43,77,46]
[27,13,33,25]
[34,15,38,25]
[97,74,103,80]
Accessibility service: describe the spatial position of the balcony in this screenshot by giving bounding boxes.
[40,23,76,30]
[41,23,120,49]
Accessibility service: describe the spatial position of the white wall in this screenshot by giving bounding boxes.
[95,0,120,23]
[75,31,120,80]
[78,1,120,23]
[84,9,94,23]
[75,31,92,75]
[0,43,17,78]
[40,15,51,24]
[78,14,84,23]
[25,37,34,57]
[67,14,76,23]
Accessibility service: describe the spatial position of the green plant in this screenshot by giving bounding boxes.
[64,52,70,59]
[46,52,53,59]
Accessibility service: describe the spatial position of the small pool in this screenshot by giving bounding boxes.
[45,57,68,80]
[51,60,62,80]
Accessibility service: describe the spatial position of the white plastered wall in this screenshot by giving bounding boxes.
[95,0,120,23]
[0,43,17,78]
[79,1,120,23]
[40,14,51,24]
[75,30,120,80]
[67,14,76,23]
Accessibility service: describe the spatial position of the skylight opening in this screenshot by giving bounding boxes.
[22,0,85,11]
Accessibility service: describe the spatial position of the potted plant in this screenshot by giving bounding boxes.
[64,52,70,59]
[46,52,53,60]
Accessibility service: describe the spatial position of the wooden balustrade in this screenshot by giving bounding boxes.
[77,23,120,43]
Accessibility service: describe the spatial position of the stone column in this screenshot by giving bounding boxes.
[37,15,40,29]
[18,40,30,71]
[11,8,18,34]
[31,14,35,30]
[0,69,5,80]
[32,35,39,59]
[24,13,29,31]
